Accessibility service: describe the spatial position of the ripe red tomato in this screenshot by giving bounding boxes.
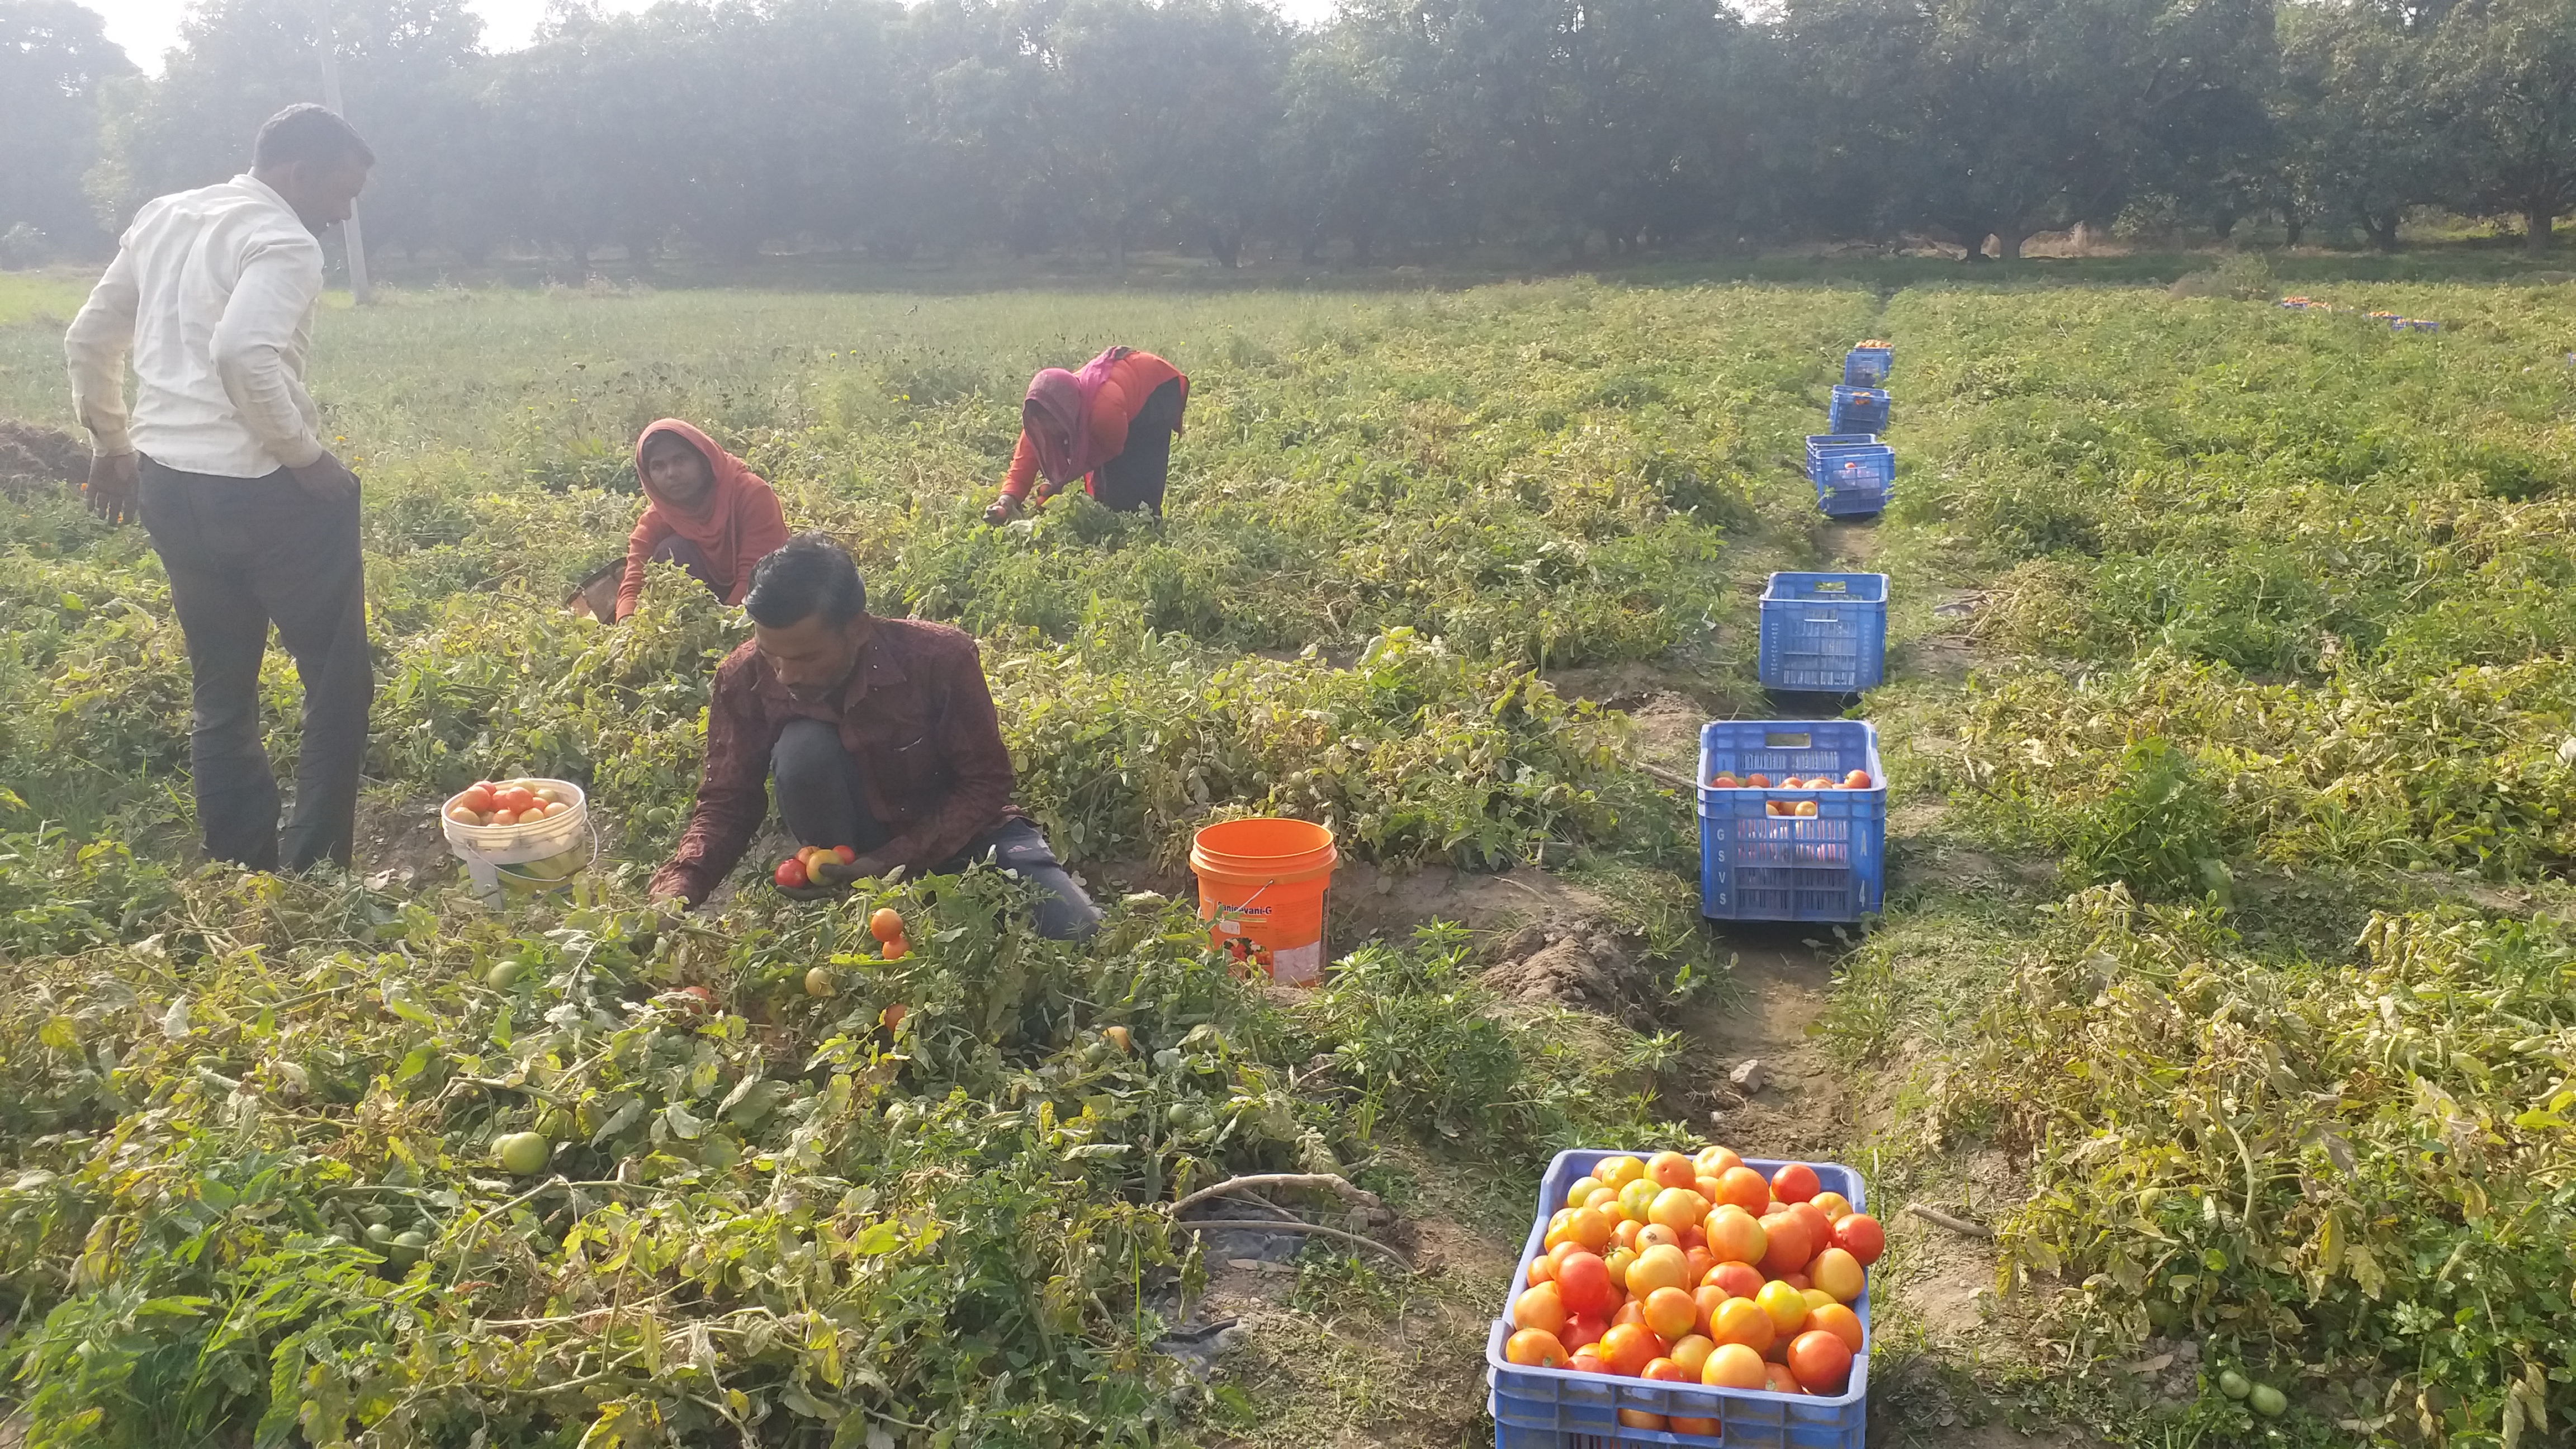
[869,907,906,942]
[1554,1252,1618,1318]
[494,785,537,815]
[1704,1260,1765,1300]
[1504,1329,1569,1368]
[460,785,495,814]
[1770,1162,1821,1204]
[774,857,808,888]
[675,985,717,1013]
[1567,1347,1609,1375]
[1640,1356,1691,1383]
[1560,1314,1608,1352]
[1713,1166,1772,1215]
[1831,1213,1885,1267]
[1784,1329,1853,1395]
[1784,1201,1833,1255]
[834,845,858,864]
[1764,1360,1803,1394]
[882,935,911,961]
[1757,1211,1816,1277]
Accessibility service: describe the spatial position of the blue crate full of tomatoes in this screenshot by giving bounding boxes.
[1841,342,1892,386]
[1697,721,1886,923]
[1827,385,1888,435]
[1488,1145,1881,1448]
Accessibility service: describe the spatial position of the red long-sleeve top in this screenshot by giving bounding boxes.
[998,351,1188,501]
[650,618,1021,906]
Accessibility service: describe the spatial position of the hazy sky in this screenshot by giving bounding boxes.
[90,0,1335,74]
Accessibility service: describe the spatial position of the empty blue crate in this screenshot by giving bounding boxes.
[1843,345,1892,385]
[1804,435,1894,517]
[1827,385,1888,435]
[1489,1147,1871,1449]
[1760,572,1888,693]
[1696,720,1886,922]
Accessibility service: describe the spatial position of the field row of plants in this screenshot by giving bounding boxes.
[1847,277,2576,1445]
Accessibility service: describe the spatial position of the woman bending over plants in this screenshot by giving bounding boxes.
[982,347,1188,522]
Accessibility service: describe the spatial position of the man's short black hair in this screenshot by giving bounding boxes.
[253,104,375,172]
[746,533,868,628]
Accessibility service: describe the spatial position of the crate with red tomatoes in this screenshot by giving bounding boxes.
[1486,1145,1879,1447]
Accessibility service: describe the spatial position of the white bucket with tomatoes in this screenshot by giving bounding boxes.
[439,778,596,906]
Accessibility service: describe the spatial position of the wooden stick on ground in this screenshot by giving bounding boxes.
[1903,1202,1995,1239]
[1168,1172,1381,1218]
[1172,1218,1409,1265]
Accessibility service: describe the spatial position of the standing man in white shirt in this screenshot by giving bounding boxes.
[64,105,376,874]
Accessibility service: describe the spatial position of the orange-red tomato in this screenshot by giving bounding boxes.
[1678,1223,1708,1252]
[1612,1219,1645,1251]
[1708,1297,1775,1353]
[1555,1252,1617,1318]
[1505,1329,1568,1367]
[882,935,911,961]
[1765,1361,1805,1394]
[1784,1201,1834,1254]
[1786,1330,1854,1395]
[869,907,905,942]
[1713,1167,1772,1216]
[1637,1223,1682,1253]
[1706,1207,1768,1266]
[1611,1300,1648,1330]
[1670,1416,1719,1436]
[1641,1286,1699,1341]
[460,785,495,814]
[1646,1151,1698,1190]
[1778,1272,1812,1292]
[1666,1333,1716,1378]
[1695,1176,1726,1205]
[1568,1347,1609,1375]
[1599,1323,1662,1377]
[1513,1282,1568,1336]
[1561,1315,1608,1352]
[494,785,536,815]
[1703,1260,1765,1300]
[1691,1284,1729,1335]
[1805,1303,1864,1355]
[489,809,519,827]
[1843,769,1872,789]
[1527,1254,1554,1286]
[1758,1211,1817,1278]
[1831,1213,1885,1266]
[1616,1409,1668,1431]
[1641,1356,1692,1384]
[1745,773,1773,789]
[1694,1144,1745,1177]
[1700,1342,1767,1388]
[1683,1246,1715,1285]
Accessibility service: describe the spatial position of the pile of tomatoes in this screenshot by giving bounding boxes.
[1706,769,1875,819]
[444,779,575,828]
[774,845,855,889]
[1502,1147,1884,1431]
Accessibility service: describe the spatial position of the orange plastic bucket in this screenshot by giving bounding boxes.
[1189,817,1338,986]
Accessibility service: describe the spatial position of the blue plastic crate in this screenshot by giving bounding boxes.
[1696,721,1886,922]
[1489,1147,1871,1449]
[1827,386,1888,435]
[1841,347,1891,386]
[1803,437,1895,518]
[1759,573,1888,694]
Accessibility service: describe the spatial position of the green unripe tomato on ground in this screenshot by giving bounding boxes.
[389,1230,428,1270]
[805,967,836,997]
[494,1130,551,1175]
[487,961,527,988]
[2248,1384,2286,1418]
[2219,1370,2251,1400]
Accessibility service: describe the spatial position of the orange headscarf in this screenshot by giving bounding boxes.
[629,420,790,604]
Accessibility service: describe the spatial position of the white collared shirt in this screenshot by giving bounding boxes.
[64,173,328,478]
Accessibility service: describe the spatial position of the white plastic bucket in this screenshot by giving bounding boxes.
[439,779,596,906]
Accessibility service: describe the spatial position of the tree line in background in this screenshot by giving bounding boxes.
[3,0,2574,272]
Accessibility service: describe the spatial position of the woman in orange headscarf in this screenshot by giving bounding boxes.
[616,420,792,621]
[983,347,1188,523]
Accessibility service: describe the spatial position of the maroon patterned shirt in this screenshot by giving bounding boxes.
[650,617,1020,905]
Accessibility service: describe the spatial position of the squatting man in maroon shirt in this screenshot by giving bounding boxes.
[647,533,1101,940]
